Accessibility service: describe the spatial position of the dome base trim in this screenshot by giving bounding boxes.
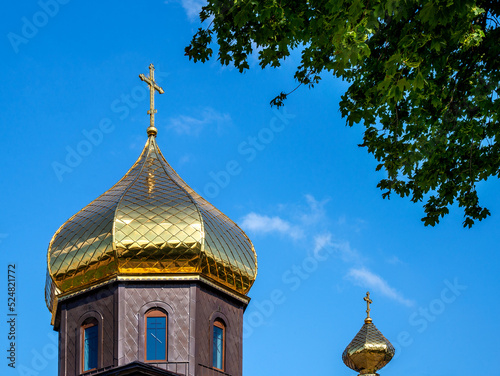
[50,273,251,321]
[115,275,251,303]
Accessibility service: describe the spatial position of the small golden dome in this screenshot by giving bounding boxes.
[45,135,257,314]
[342,292,395,376]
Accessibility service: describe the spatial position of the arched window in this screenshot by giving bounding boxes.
[212,319,225,371]
[145,309,167,361]
[81,318,98,372]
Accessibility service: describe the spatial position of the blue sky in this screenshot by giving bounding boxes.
[1,1,499,375]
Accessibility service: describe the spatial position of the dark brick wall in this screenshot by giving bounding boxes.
[195,285,246,376]
[117,283,192,375]
[58,284,118,376]
[55,281,247,376]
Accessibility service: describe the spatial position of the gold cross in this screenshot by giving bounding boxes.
[139,63,164,137]
[364,291,373,322]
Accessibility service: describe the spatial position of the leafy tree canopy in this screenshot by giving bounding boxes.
[185,0,500,227]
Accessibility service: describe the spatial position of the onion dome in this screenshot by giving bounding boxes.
[342,292,395,376]
[45,64,257,315]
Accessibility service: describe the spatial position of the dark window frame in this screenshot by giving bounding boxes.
[212,319,226,371]
[144,309,168,362]
[81,318,99,373]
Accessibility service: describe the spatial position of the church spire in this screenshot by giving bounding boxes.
[139,63,164,137]
[342,292,395,376]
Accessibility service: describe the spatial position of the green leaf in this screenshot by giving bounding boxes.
[414,71,425,90]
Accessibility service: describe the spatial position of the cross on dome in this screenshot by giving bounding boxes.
[364,291,372,323]
[139,63,164,137]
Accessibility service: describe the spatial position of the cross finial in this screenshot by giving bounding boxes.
[364,291,373,323]
[139,63,164,137]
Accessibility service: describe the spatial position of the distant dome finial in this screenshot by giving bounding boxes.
[364,291,373,323]
[342,292,395,376]
[139,63,164,137]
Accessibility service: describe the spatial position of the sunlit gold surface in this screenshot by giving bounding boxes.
[45,136,257,313]
[342,292,395,375]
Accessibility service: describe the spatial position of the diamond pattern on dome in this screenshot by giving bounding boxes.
[342,321,395,374]
[114,140,203,274]
[47,145,149,293]
[46,136,257,313]
[154,145,257,293]
[45,270,57,313]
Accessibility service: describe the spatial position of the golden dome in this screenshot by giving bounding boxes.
[45,134,257,314]
[45,64,257,317]
[342,292,395,376]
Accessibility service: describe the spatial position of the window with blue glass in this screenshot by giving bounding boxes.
[82,319,98,372]
[145,310,167,361]
[212,320,225,370]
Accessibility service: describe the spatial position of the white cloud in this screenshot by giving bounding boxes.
[167,107,231,136]
[239,195,329,242]
[239,196,412,309]
[166,0,204,21]
[240,212,303,240]
[386,255,405,266]
[300,194,329,225]
[312,233,364,264]
[331,240,365,264]
[346,267,414,307]
[313,233,333,257]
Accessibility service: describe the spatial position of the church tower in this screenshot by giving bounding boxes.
[45,64,258,376]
